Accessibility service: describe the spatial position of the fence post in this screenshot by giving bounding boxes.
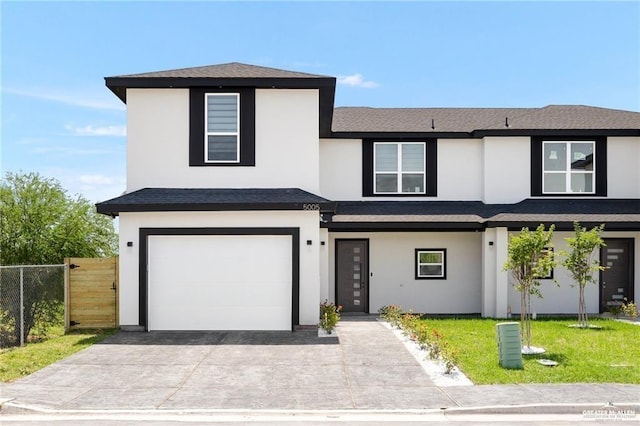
[64,258,69,333]
[20,267,24,346]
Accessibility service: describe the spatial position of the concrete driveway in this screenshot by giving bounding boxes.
[1,318,455,410]
[3,318,639,415]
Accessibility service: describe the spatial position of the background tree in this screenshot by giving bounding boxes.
[0,172,117,344]
[561,222,606,328]
[504,224,555,351]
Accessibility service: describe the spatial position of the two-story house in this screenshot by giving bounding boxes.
[97,63,640,331]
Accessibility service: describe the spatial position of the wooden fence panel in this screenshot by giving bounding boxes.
[64,257,118,330]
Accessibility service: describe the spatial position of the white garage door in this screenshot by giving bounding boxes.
[148,235,292,331]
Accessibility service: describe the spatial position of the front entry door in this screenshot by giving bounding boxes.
[336,240,369,313]
[600,239,634,313]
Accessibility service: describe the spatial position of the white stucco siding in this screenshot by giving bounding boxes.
[607,137,640,198]
[437,139,483,200]
[126,88,320,193]
[319,138,362,200]
[320,138,484,201]
[126,89,190,192]
[319,228,330,302]
[118,211,321,328]
[482,136,531,204]
[482,227,510,318]
[328,232,482,313]
[507,231,640,315]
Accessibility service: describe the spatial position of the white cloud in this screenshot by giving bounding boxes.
[66,124,126,137]
[338,73,380,88]
[43,168,126,203]
[75,174,126,202]
[2,87,125,111]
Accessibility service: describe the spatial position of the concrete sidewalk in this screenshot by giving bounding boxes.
[1,317,638,416]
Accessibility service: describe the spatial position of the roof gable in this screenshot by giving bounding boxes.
[108,62,332,79]
[106,62,336,137]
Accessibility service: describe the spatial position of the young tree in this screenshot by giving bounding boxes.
[0,172,117,343]
[561,222,605,328]
[504,224,555,351]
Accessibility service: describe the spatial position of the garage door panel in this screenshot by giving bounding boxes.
[148,235,292,331]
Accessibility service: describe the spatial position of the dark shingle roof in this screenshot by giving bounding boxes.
[108,62,331,79]
[96,188,333,216]
[334,198,640,218]
[332,107,530,133]
[332,105,640,134]
[335,201,497,217]
[330,199,640,230]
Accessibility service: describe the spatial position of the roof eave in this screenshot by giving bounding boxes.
[328,221,484,232]
[329,131,472,139]
[472,129,640,137]
[329,129,640,139]
[105,76,335,99]
[96,201,337,217]
[485,220,640,231]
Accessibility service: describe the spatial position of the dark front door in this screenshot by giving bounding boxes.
[600,239,634,313]
[336,239,369,313]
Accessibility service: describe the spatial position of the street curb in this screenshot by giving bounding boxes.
[2,401,638,417]
[443,402,640,415]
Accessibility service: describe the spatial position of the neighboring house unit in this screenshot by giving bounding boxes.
[97,62,640,331]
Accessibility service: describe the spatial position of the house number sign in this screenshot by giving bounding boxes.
[302,203,320,211]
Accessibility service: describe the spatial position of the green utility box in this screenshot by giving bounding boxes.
[496,322,523,369]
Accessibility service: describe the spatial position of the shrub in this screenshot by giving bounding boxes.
[378,305,404,327]
[319,300,342,333]
[621,299,638,318]
[379,304,458,374]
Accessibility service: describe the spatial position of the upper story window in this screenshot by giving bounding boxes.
[363,139,437,197]
[374,142,425,194]
[205,94,240,163]
[543,141,594,194]
[531,136,607,197]
[189,88,255,167]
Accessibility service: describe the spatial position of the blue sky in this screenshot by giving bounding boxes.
[2,1,639,202]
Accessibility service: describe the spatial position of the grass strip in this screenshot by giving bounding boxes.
[0,326,118,382]
[417,318,639,384]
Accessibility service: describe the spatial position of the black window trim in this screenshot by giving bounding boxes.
[415,248,447,280]
[363,138,437,197]
[189,87,255,167]
[535,247,554,280]
[531,136,607,197]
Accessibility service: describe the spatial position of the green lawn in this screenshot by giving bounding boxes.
[0,326,118,382]
[418,318,640,384]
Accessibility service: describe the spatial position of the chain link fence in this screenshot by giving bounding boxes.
[0,265,65,348]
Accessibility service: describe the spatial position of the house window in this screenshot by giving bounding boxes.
[415,249,446,279]
[543,141,594,194]
[189,88,255,167]
[534,247,554,280]
[374,142,425,194]
[363,139,437,197]
[531,137,606,197]
[205,94,239,163]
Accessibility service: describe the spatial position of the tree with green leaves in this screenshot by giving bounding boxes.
[561,222,606,328]
[504,224,555,351]
[0,172,117,344]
